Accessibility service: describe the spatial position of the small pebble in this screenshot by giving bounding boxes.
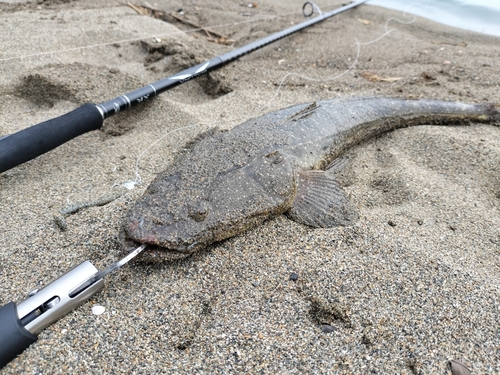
[252,281,260,287]
[388,220,396,227]
[289,272,299,281]
[92,305,106,315]
[122,181,137,190]
[321,324,335,333]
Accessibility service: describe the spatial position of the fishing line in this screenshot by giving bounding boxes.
[125,123,201,189]
[58,124,204,213]
[128,10,417,190]
[110,0,413,218]
[260,40,361,112]
[0,5,317,62]
[84,8,417,204]
[261,12,416,111]
[4,1,418,203]
[127,113,257,189]
[1,1,411,63]
[1,0,371,175]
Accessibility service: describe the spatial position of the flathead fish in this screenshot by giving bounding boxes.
[121,97,499,260]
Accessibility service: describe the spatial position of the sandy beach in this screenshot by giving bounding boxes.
[1,0,499,373]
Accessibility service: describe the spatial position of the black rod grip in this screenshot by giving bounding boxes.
[0,103,103,174]
[0,302,38,369]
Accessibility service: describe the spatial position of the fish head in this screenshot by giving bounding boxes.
[123,151,296,254]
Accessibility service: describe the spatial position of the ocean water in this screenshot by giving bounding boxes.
[369,0,500,37]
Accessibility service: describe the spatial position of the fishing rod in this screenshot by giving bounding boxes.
[0,0,368,174]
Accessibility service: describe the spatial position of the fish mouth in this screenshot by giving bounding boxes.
[119,229,196,262]
[122,212,211,253]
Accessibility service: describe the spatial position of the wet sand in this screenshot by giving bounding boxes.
[0,0,499,373]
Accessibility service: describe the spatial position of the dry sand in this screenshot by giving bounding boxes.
[1,0,499,373]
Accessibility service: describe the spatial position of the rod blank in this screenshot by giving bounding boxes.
[0,0,368,174]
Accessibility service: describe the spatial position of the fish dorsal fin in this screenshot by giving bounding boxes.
[286,167,357,228]
[287,101,320,122]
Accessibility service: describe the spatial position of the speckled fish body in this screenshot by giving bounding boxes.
[122,97,499,260]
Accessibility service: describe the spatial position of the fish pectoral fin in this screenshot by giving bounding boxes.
[286,169,358,228]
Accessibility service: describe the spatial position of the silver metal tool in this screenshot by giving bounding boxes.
[0,244,147,368]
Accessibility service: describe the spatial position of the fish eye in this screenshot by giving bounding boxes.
[265,151,285,165]
[188,201,210,222]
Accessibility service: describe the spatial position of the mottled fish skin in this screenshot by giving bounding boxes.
[122,97,500,260]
